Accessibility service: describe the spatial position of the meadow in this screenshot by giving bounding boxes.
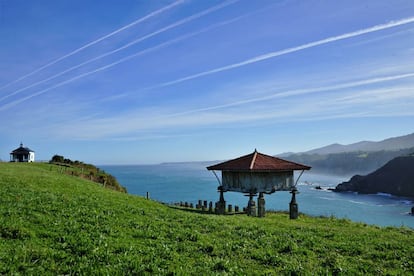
[1,162,413,274]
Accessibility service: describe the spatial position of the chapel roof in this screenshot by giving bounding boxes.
[10,143,35,154]
[207,150,311,172]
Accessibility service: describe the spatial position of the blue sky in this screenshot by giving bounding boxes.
[1,0,413,164]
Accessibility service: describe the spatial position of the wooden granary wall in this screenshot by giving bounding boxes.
[221,171,294,194]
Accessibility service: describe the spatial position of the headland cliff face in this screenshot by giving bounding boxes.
[334,155,414,197]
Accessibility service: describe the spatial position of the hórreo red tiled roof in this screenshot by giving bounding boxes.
[207,150,311,172]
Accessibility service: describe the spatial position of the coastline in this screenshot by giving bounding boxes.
[101,164,414,228]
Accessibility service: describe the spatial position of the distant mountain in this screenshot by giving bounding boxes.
[285,147,414,175]
[282,133,414,175]
[334,154,414,197]
[304,133,414,155]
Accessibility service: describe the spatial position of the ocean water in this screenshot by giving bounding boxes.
[101,163,414,228]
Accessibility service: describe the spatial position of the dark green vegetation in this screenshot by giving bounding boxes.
[50,154,126,192]
[1,163,414,274]
[287,147,414,175]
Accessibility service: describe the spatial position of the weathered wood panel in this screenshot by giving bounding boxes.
[222,171,294,193]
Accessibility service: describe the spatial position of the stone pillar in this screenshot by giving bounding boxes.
[216,187,226,215]
[257,192,265,217]
[228,204,232,213]
[208,201,213,213]
[289,188,299,219]
[247,193,256,216]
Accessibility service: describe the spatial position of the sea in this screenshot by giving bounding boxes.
[101,163,414,228]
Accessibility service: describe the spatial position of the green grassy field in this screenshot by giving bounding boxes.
[1,162,413,274]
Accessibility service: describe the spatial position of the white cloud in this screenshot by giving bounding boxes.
[165,72,414,117]
[48,76,414,141]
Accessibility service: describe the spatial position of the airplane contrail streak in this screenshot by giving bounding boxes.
[0,13,248,111]
[0,0,184,91]
[149,16,414,89]
[0,0,239,103]
[2,15,413,111]
[166,72,414,117]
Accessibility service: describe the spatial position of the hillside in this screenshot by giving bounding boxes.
[334,155,414,197]
[1,162,414,274]
[49,154,127,193]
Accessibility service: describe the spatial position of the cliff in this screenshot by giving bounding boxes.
[334,155,414,197]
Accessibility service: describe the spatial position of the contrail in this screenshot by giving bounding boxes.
[149,16,414,89]
[0,13,248,111]
[0,0,184,91]
[0,0,239,103]
[166,72,414,117]
[3,15,413,110]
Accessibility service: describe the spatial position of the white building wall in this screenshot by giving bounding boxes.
[9,152,35,162]
[29,152,35,162]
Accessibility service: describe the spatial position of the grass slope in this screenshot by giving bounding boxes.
[1,163,414,274]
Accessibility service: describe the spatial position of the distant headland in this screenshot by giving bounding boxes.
[334,154,414,198]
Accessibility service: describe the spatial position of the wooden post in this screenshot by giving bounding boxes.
[257,192,265,217]
[289,188,299,219]
[216,187,226,215]
[247,193,256,216]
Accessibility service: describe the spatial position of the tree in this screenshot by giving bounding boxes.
[50,155,64,163]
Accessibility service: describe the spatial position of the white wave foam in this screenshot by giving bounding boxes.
[376,192,393,197]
